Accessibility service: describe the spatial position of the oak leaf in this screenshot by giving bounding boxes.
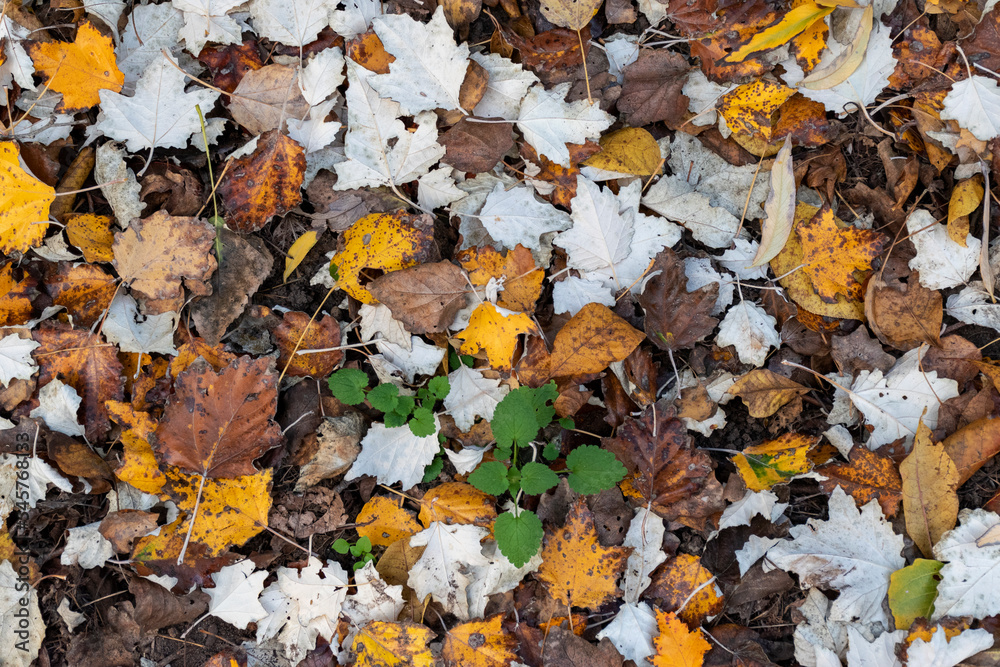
[218,130,305,233]
[0,142,56,254]
[638,249,718,352]
[900,421,959,558]
[155,356,283,478]
[548,303,644,378]
[457,303,538,371]
[538,497,630,609]
[27,22,123,111]
[368,262,469,334]
[728,369,809,418]
[798,206,888,304]
[443,615,518,667]
[649,609,711,667]
[112,211,218,311]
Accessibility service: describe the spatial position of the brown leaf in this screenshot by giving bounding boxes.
[728,368,809,418]
[831,325,895,377]
[0,262,37,326]
[922,335,982,386]
[228,64,310,135]
[604,401,723,527]
[47,431,113,481]
[112,211,218,312]
[155,356,283,478]
[139,163,204,217]
[548,303,645,377]
[816,446,903,518]
[439,116,514,173]
[647,553,724,625]
[273,311,344,378]
[542,626,624,667]
[638,249,718,352]
[502,27,586,83]
[368,262,469,334]
[128,578,208,634]
[293,412,365,492]
[219,130,306,233]
[198,39,264,93]
[617,50,690,128]
[43,261,117,328]
[100,510,160,553]
[942,416,1000,485]
[519,141,601,208]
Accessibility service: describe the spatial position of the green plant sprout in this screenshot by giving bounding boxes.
[195,104,225,264]
[332,536,374,570]
[328,369,450,437]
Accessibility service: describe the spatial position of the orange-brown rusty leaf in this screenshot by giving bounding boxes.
[27,22,123,111]
[538,497,629,609]
[943,417,1000,486]
[638,249,718,352]
[867,273,942,350]
[368,262,469,334]
[155,356,283,478]
[0,142,56,254]
[356,496,421,548]
[650,609,711,667]
[727,368,810,418]
[170,337,237,377]
[816,446,902,518]
[219,130,306,233]
[797,205,888,304]
[442,616,518,667]
[43,262,117,328]
[131,467,272,562]
[690,9,778,83]
[0,262,36,326]
[900,420,959,558]
[332,212,437,305]
[65,213,115,262]
[733,433,818,491]
[112,211,218,311]
[352,621,434,667]
[418,482,496,528]
[347,30,396,74]
[548,303,644,378]
[647,553,724,626]
[458,245,544,314]
[723,2,834,63]
[457,302,537,371]
[519,142,600,208]
[107,400,167,495]
[32,323,123,441]
[273,311,343,378]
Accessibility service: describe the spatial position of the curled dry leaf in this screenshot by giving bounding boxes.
[728,368,809,418]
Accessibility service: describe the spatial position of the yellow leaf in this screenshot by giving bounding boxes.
[797,206,888,304]
[27,22,124,111]
[548,302,645,377]
[650,609,711,667]
[283,231,319,282]
[351,621,435,667]
[900,421,959,558]
[728,368,809,418]
[752,136,796,266]
[650,554,724,625]
[0,142,56,254]
[733,433,817,491]
[418,482,497,528]
[356,496,421,547]
[0,262,36,326]
[107,401,167,495]
[583,128,663,176]
[65,213,115,263]
[717,80,797,144]
[947,175,984,249]
[456,302,537,371]
[332,212,437,304]
[802,4,873,89]
[459,245,543,314]
[724,2,835,63]
[539,0,603,30]
[443,616,518,667]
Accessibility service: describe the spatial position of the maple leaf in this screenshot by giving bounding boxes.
[650,609,711,667]
[475,183,572,257]
[248,0,336,48]
[0,333,39,388]
[716,301,781,367]
[797,206,888,303]
[907,209,982,290]
[940,74,1000,141]
[27,22,123,111]
[102,292,179,357]
[457,303,538,371]
[204,560,269,630]
[444,364,509,432]
[931,509,1000,620]
[516,83,614,167]
[173,0,242,54]
[0,142,56,254]
[154,356,283,478]
[469,52,538,120]
[538,497,630,609]
[638,249,718,352]
[408,522,490,620]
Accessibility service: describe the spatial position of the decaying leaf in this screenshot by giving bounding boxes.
[548,303,645,378]
[219,130,306,233]
[369,262,469,334]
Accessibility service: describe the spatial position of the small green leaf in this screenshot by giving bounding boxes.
[367,383,399,413]
[519,461,559,495]
[384,411,407,428]
[558,417,575,429]
[329,262,340,282]
[356,536,372,552]
[332,538,350,554]
[396,395,416,418]
[506,465,521,494]
[422,453,444,483]
[409,407,436,437]
[494,509,543,568]
[492,387,545,452]
[468,461,510,495]
[542,442,561,461]
[417,387,429,401]
[566,445,627,494]
[429,376,451,400]
[353,561,365,571]
[328,369,368,405]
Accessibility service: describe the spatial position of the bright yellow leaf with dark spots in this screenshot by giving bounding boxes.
[733,433,818,491]
[788,0,830,74]
[456,302,537,371]
[27,22,124,111]
[0,263,35,326]
[418,482,497,528]
[356,496,421,547]
[351,621,435,667]
[283,230,319,282]
[443,616,518,667]
[947,175,984,247]
[0,142,56,254]
[583,127,662,176]
[650,609,711,667]
[66,213,115,263]
[650,554,724,626]
[724,2,835,63]
[332,212,437,304]
[798,206,888,304]
[107,401,167,495]
[717,80,796,155]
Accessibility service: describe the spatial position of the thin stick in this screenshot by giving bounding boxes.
[577,29,593,105]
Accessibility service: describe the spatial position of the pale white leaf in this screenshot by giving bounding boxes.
[95,142,145,226]
[330,0,383,38]
[249,0,337,47]
[84,0,125,41]
[206,560,269,630]
[907,209,980,290]
[0,454,73,517]
[470,52,539,119]
[30,380,85,437]
[466,540,541,618]
[946,282,1000,332]
[718,238,770,280]
[552,276,616,315]
[720,490,787,530]
[932,509,1000,620]
[846,627,905,667]
[753,136,795,266]
[767,487,905,627]
[172,0,243,54]
[516,83,614,167]
[601,35,639,85]
[57,598,86,632]
[408,522,491,620]
[0,561,42,666]
[622,507,666,603]
[596,601,657,663]
[940,75,1000,142]
[102,292,178,356]
[117,4,186,88]
[636,0,666,26]
[907,627,994,667]
[0,17,35,95]
[445,445,491,475]
[735,535,782,576]
[666,132,770,219]
[371,336,445,384]
[345,420,441,489]
[716,302,780,367]
[417,167,465,211]
[683,70,734,127]
[299,47,346,105]
[287,99,342,153]
[0,333,39,388]
[444,364,508,432]
[370,7,469,113]
[642,174,741,248]
[358,303,411,350]
[342,561,404,626]
[476,183,572,253]
[61,522,114,569]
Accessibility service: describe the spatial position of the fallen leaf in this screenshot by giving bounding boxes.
[539,0,602,30]
[816,446,903,518]
[867,272,943,350]
[583,127,662,176]
[516,83,614,167]
[345,419,442,490]
[457,303,538,371]
[418,482,497,528]
[442,615,518,667]
[725,1,833,63]
[408,522,490,619]
[752,136,795,265]
[356,496,421,547]
[617,50,690,128]
[368,262,469,334]
[649,609,711,667]
[733,433,817,491]
[797,205,888,304]
[43,262,117,328]
[900,421,959,558]
[941,75,1000,141]
[728,369,810,418]
[0,142,56,254]
[458,244,544,314]
[889,559,944,630]
[942,417,1000,485]
[931,509,1000,620]
[548,303,644,378]
[637,249,718,352]
[65,213,115,262]
[351,621,435,667]
[647,554,724,626]
[716,301,781,367]
[440,116,515,173]
[219,129,305,233]
[27,22,123,111]
[227,63,310,135]
[273,311,343,378]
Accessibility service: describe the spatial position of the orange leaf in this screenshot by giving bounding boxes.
[648,554,724,625]
[798,206,888,304]
[356,496,421,547]
[273,311,343,378]
[942,416,1000,485]
[538,497,629,609]
[650,609,711,667]
[457,302,537,371]
[0,262,36,326]
[351,621,435,667]
[459,245,544,314]
[418,482,497,528]
[0,142,56,254]
[27,22,124,111]
[43,262,117,328]
[816,446,903,518]
[155,356,283,478]
[723,2,834,63]
[65,213,115,263]
[442,615,518,667]
[548,303,644,377]
[218,130,305,233]
[733,433,817,491]
[107,401,167,495]
[900,420,959,558]
[717,80,796,144]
